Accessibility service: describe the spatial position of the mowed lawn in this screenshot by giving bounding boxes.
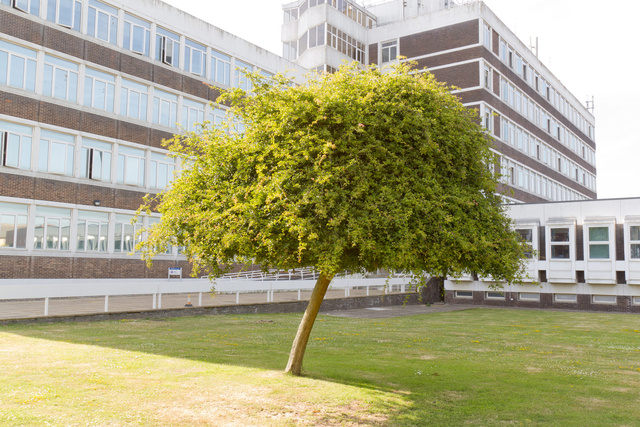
[1,308,640,426]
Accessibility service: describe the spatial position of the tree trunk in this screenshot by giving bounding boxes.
[285,272,333,375]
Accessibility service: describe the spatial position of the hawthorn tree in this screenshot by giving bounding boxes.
[138,62,528,375]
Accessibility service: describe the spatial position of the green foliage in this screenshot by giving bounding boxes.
[139,62,527,282]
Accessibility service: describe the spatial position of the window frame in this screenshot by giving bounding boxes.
[116,145,146,187]
[123,13,151,57]
[38,129,75,177]
[87,0,119,45]
[0,202,28,249]
[42,54,79,102]
[152,88,179,128]
[0,121,33,171]
[549,227,570,259]
[47,0,81,31]
[84,67,116,112]
[33,207,72,251]
[80,138,112,182]
[120,78,149,121]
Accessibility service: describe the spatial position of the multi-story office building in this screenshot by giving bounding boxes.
[282,0,597,203]
[0,0,304,279]
[0,0,596,281]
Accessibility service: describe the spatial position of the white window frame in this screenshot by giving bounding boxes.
[0,40,37,92]
[234,59,253,92]
[181,98,205,132]
[120,78,149,121]
[80,138,112,182]
[117,145,146,187]
[12,0,39,15]
[549,227,570,259]
[0,202,28,249]
[152,88,178,128]
[33,207,72,251]
[184,39,206,76]
[210,50,231,86]
[149,151,175,190]
[38,130,75,176]
[114,214,142,253]
[123,13,151,57]
[84,68,116,112]
[587,225,611,260]
[156,27,180,67]
[0,121,32,170]
[76,211,109,252]
[46,0,82,31]
[42,54,79,102]
[87,0,118,45]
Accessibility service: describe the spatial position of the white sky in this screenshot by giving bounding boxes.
[163,0,639,200]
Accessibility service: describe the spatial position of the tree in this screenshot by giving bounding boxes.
[138,62,528,375]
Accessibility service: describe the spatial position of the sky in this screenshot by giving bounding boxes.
[163,0,639,200]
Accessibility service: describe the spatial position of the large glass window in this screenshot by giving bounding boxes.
[630,226,640,259]
[184,39,206,76]
[149,152,175,189]
[87,0,118,45]
[151,89,178,128]
[47,0,81,31]
[84,67,116,112]
[550,227,570,259]
[208,107,226,128]
[116,145,145,186]
[381,40,397,63]
[0,120,32,170]
[0,202,28,249]
[0,40,37,92]
[234,59,252,92]
[42,54,79,102]
[80,138,112,182]
[181,98,205,132]
[120,79,148,121]
[588,226,610,259]
[11,0,39,16]
[516,228,533,258]
[114,214,142,253]
[123,13,151,56]
[38,130,75,176]
[77,210,108,252]
[210,50,231,86]
[155,27,180,68]
[34,206,71,251]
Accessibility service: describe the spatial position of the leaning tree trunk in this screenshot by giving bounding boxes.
[285,272,334,375]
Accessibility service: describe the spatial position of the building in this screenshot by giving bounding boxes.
[0,0,304,279]
[446,197,640,313]
[0,0,596,281]
[282,0,597,203]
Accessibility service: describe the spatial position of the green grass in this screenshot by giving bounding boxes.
[1,309,640,426]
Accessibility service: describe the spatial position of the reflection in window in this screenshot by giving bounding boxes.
[631,226,640,259]
[156,27,180,67]
[210,50,231,86]
[87,0,118,45]
[588,226,610,259]
[184,39,206,76]
[114,214,142,253]
[34,207,71,251]
[12,0,39,16]
[0,202,28,249]
[381,40,397,63]
[38,130,75,176]
[120,79,148,121]
[550,227,570,259]
[77,210,109,252]
[515,228,533,258]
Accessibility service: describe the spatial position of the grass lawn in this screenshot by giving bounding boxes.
[1,308,640,426]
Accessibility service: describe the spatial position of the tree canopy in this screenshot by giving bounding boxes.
[138,62,528,374]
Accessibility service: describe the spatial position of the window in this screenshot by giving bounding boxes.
[152,89,178,128]
[210,50,231,86]
[0,120,32,170]
[114,214,142,253]
[80,138,112,182]
[516,228,533,258]
[149,152,175,189]
[77,210,109,252]
[381,40,397,63]
[123,13,151,56]
[486,292,504,299]
[117,145,145,187]
[156,27,180,67]
[181,98,205,132]
[455,291,472,298]
[11,0,39,15]
[234,59,253,92]
[0,202,28,249]
[34,207,71,251]
[483,23,491,49]
[554,294,576,303]
[519,293,539,301]
[87,0,118,45]
[282,41,298,61]
[0,40,37,92]
[120,79,148,121]
[38,130,75,176]
[42,54,79,102]
[588,226,610,259]
[592,295,616,304]
[483,66,491,90]
[208,106,226,128]
[306,23,325,50]
[483,109,492,133]
[47,0,81,31]
[84,68,116,112]
[184,39,206,76]
[550,227,570,259]
[630,226,640,259]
